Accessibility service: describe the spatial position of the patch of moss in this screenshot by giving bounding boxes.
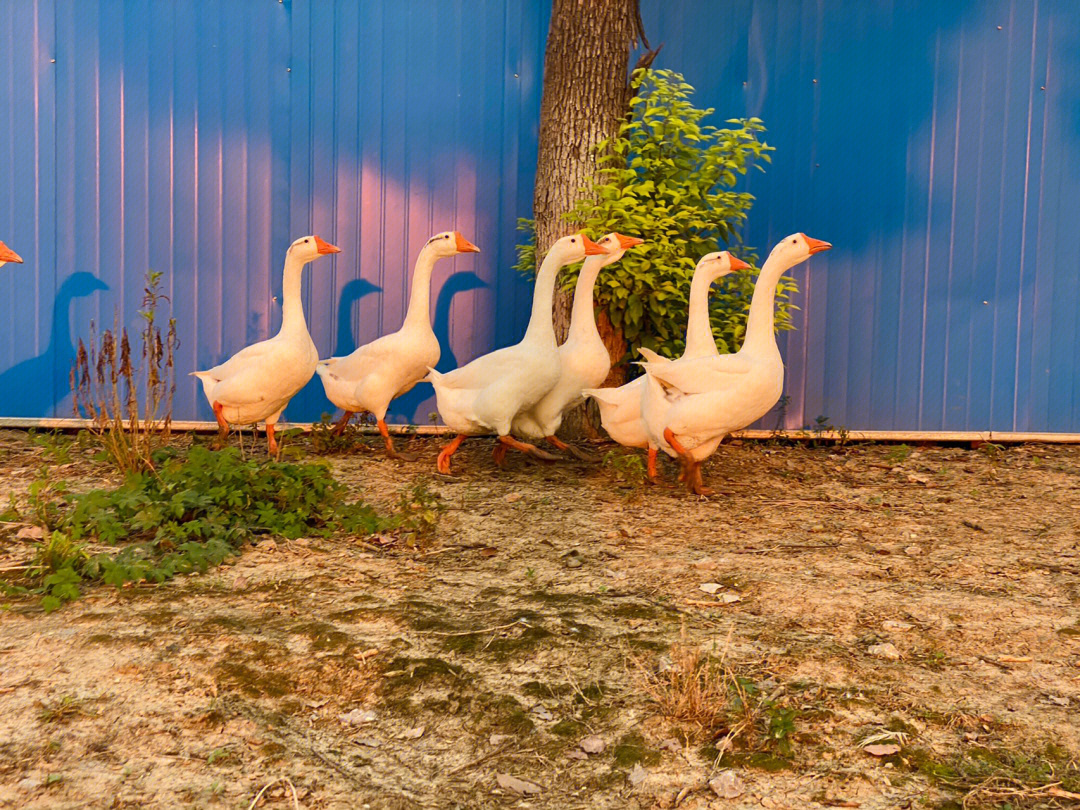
[525,591,600,607]
[381,656,466,695]
[441,632,480,654]
[612,732,660,768]
[887,716,920,736]
[474,694,534,736]
[550,719,585,737]
[138,607,177,626]
[213,661,292,699]
[486,624,553,661]
[522,681,572,699]
[289,620,353,651]
[610,602,662,620]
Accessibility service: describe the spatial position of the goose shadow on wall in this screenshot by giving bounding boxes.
[0,272,109,417]
[392,270,487,422]
[283,277,384,421]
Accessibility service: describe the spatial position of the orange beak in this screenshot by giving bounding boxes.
[801,234,832,255]
[614,233,645,250]
[0,242,24,264]
[728,255,751,271]
[313,235,341,255]
[582,234,608,256]
[454,232,480,253]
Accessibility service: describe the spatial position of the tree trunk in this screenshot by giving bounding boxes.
[533,0,642,437]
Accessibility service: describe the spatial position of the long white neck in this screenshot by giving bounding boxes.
[741,252,791,355]
[279,251,309,336]
[568,255,607,343]
[683,264,719,358]
[403,245,439,330]
[522,246,567,347]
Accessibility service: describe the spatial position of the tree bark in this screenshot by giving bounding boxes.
[533,0,643,437]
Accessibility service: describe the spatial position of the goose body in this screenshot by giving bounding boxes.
[316,231,479,457]
[641,233,832,493]
[430,233,607,472]
[513,232,643,449]
[584,250,743,478]
[191,234,340,453]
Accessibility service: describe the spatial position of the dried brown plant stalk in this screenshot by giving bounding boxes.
[71,271,178,472]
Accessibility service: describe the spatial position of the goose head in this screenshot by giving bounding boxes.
[0,241,24,269]
[696,250,751,283]
[288,234,342,264]
[425,230,481,258]
[548,233,608,265]
[767,232,832,270]
[593,232,645,265]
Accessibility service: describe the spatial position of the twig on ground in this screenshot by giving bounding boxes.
[429,618,529,637]
[247,776,299,810]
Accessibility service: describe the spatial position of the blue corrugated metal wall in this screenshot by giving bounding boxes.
[2,0,1079,431]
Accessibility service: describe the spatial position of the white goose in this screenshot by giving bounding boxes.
[316,231,479,458]
[584,249,744,480]
[511,232,644,458]
[191,235,341,455]
[0,241,23,268]
[428,233,607,473]
[641,233,831,494]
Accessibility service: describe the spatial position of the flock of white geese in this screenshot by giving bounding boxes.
[1,230,830,495]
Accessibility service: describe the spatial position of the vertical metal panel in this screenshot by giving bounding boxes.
[2,0,1079,432]
[0,0,546,423]
[643,0,1080,431]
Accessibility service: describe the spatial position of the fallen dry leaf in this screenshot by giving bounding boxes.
[863,744,901,756]
[15,525,44,540]
[579,735,605,754]
[699,582,724,594]
[505,493,522,503]
[628,763,648,787]
[496,773,542,795]
[708,769,745,799]
[998,655,1032,663]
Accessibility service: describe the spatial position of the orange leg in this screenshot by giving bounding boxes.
[664,428,698,491]
[331,410,354,435]
[686,460,715,497]
[266,423,279,457]
[492,441,509,467]
[546,435,599,462]
[211,401,229,449]
[377,418,418,461]
[647,446,659,482]
[437,434,466,475]
[498,435,561,462]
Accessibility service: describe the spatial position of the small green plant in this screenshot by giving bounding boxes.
[4,446,395,610]
[393,479,445,548]
[308,412,366,455]
[28,430,73,465]
[206,747,234,766]
[886,444,912,464]
[71,271,177,473]
[516,69,793,367]
[603,449,648,486]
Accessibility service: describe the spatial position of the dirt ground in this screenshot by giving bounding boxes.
[1,428,1079,810]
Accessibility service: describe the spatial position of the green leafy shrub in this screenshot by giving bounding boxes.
[516,68,797,363]
[5,446,400,610]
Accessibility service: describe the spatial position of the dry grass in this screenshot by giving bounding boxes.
[630,629,758,748]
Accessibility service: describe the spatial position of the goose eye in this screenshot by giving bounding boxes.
[444,234,449,239]
[571,238,576,243]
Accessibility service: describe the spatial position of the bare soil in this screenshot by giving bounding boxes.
[1,429,1079,810]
